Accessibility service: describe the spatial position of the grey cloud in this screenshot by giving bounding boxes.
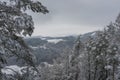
[34,0,120,25]
[31,0,120,36]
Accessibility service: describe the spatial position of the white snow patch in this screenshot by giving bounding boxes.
[30,45,47,50]
[91,32,96,36]
[42,62,53,67]
[39,45,47,49]
[105,65,112,70]
[40,37,47,40]
[79,54,84,58]
[2,65,26,75]
[47,39,65,44]
[30,46,38,49]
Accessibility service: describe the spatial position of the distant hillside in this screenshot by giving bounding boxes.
[24,36,76,64]
[7,31,97,65]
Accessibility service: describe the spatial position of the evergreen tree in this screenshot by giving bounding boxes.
[0,0,48,79]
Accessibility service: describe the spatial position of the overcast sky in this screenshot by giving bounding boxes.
[30,0,120,37]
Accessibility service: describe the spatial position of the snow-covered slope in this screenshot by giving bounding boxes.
[47,39,65,44]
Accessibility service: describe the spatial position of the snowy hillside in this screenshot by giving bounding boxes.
[7,32,97,65]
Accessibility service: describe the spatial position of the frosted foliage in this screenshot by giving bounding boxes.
[0,0,48,80]
[0,0,48,62]
[14,14,34,36]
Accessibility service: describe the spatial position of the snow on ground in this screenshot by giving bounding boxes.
[2,65,26,75]
[41,62,53,67]
[47,39,65,44]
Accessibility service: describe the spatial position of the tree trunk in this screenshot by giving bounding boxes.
[93,65,97,80]
[112,61,115,80]
[88,53,91,80]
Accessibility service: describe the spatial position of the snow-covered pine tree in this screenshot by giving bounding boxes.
[92,31,109,80]
[84,36,95,80]
[0,0,48,79]
[68,35,84,80]
[104,16,120,80]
